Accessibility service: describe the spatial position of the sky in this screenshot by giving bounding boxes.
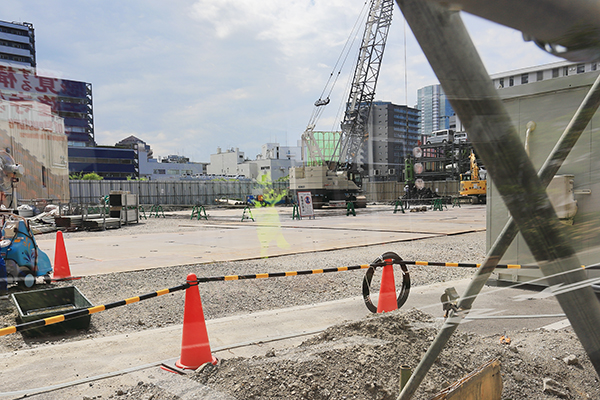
[3,0,560,162]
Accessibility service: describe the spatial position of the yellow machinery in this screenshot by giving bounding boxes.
[459,150,486,204]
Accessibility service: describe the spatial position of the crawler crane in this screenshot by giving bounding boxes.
[290,0,394,208]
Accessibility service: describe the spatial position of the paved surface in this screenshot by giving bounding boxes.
[0,204,569,398]
[34,204,486,276]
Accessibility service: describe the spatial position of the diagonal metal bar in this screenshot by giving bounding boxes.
[395,0,600,398]
[400,69,600,400]
[459,68,600,316]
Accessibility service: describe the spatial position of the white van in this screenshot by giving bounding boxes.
[426,129,454,144]
[454,131,468,143]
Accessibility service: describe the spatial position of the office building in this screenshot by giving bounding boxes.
[367,101,420,181]
[0,20,35,69]
[68,146,137,180]
[416,84,455,138]
[0,20,94,146]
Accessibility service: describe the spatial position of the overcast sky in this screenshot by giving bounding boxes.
[3,0,559,162]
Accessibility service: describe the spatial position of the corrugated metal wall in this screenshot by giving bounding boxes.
[69,180,289,206]
[70,180,460,206]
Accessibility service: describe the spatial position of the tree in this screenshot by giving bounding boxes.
[70,172,103,180]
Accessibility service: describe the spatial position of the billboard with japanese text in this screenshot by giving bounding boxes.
[0,65,87,111]
[0,99,69,204]
[0,65,92,144]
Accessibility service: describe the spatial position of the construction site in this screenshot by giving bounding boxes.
[2,0,600,399]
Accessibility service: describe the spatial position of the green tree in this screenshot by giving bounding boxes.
[70,172,103,180]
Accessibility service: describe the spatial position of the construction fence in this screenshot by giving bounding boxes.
[68,179,461,207]
[69,180,289,207]
[363,180,460,203]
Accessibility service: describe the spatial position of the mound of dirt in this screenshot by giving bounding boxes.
[190,309,599,400]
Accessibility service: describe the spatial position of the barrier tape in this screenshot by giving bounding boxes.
[195,264,373,283]
[402,261,586,269]
[0,264,375,337]
[0,283,189,337]
[3,258,566,336]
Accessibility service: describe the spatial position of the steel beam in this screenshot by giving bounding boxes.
[427,0,600,62]
[395,0,600,398]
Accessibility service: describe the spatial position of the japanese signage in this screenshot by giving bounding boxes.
[0,66,87,114]
[0,98,69,202]
[297,191,315,219]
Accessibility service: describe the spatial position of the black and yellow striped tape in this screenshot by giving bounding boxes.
[0,283,189,337]
[0,264,375,337]
[198,264,373,282]
[403,261,585,270]
[2,259,580,337]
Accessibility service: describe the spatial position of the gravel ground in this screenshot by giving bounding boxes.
[0,216,485,353]
[2,213,599,399]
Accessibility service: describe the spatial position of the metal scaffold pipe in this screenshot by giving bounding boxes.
[395,0,600,399]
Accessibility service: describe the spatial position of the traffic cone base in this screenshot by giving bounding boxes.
[377,262,398,313]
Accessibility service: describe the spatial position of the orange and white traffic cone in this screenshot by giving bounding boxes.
[164,273,217,373]
[52,231,78,281]
[377,259,398,313]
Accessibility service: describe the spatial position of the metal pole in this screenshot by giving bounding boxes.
[395,1,600,398]
[459,71,600,312]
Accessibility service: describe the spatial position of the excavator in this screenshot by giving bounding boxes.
[459,150,486,204]
[289,0,393,209]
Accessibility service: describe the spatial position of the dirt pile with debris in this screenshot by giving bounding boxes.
[191,309,599,400]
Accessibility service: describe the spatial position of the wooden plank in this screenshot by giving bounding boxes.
[429,359,502,400]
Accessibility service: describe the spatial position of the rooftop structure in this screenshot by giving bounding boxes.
[490,60,599,89]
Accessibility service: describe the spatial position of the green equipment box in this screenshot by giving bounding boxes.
[11,286,93,336]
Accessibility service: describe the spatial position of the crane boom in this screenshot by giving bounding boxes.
[337,0,394,171]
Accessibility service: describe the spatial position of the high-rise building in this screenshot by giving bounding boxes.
[367,101,420,181]
[0,20,35,69]
[0,20,94,146]
[416,84,455,138]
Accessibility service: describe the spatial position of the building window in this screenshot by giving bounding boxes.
[498,78,504,88]
[552,68,559,78]
[509,77,514,87]
[537,71,544,81]
[41,166,47,188]
[154,169,166,174]
[521,73,529,84]
[577,64,585,73]
[564,66,569,76]
[592,63,597,71]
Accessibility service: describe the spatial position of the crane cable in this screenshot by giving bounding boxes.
[307,1,371,130]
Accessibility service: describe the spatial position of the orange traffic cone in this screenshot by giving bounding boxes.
[52,231,77,281]
[175,273,217,370]
[377,259,398,313]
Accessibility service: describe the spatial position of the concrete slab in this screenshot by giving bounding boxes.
[34,205,486,276]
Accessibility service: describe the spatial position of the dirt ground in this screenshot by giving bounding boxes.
[181,309,597,400]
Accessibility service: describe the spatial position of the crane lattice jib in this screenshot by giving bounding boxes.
[337,0,394,170]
